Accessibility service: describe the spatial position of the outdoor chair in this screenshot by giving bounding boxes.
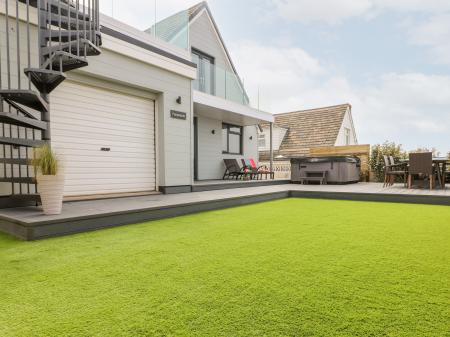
[241,158,274,180]
[383,155,407,187]
[223,159,250,180]
[408,152,435,189]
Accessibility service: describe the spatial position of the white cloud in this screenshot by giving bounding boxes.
[272,0,450,25]
[273,0,372,25]
[407,14,450,65]
[231,42,450,152]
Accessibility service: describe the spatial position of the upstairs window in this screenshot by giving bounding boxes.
[258,134,266,148]
[345,127,351,145]
[222,123,243,155]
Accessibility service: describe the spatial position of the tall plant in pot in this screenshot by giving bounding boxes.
[31,145,64,215]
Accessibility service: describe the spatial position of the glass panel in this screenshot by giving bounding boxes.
[192,53,200,91]
[222,127,228,152]
[146,10,189,50]
[202,58,213,95]
[258,135,266,148]
[229,134,241,154]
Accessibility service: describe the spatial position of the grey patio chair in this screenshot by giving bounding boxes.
[383,155,407,187]
[223,159,249,180]
[408,152,435,189]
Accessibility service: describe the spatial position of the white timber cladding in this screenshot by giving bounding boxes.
[258,127,288,152]
[189,10,233,72]
[196,116,258,180]
[50,80,156,197]
[335,109,358,146]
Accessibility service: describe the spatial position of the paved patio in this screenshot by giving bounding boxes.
[0,183,449,240]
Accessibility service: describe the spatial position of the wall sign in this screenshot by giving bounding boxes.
[170,110,187,120]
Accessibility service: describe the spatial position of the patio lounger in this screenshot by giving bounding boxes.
[223,159,249,180]
[383,155,407,187]
[247,158,275,180]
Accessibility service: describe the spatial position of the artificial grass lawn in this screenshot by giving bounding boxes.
[1,199,449,337]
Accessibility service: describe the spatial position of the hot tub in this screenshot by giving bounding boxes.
[291,156,361,184]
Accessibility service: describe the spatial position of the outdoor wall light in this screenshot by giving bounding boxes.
[249,136,253,140]
[211,130,216,134]
[176,96,182,104]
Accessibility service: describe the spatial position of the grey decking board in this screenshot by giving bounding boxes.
[0,183,449,240]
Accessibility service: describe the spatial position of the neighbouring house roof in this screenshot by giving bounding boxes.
[259,103,351,161]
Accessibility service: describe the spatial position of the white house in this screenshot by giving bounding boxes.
[0,0,273,207]
[259,104,358,161]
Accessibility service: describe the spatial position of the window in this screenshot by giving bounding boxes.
[345,127,351,145]
[258,134,266,148]
[192,48,215,95]
[222,123,243,154]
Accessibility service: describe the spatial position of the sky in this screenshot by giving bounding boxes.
[100,0,450,155]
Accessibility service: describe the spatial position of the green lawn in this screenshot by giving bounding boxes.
[1,199,449,337]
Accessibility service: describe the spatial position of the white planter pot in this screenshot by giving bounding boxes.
[37,174,65,215]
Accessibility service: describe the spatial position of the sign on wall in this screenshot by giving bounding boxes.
[170,110,187,120]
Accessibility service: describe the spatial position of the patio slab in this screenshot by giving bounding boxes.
[0,183,449,240]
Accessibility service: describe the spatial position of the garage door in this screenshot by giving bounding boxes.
[51,80,156,197]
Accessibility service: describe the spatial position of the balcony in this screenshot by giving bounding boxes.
[145,10,189,51]
[193,63,250,106]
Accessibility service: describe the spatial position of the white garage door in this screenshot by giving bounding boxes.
[51,80,156,197]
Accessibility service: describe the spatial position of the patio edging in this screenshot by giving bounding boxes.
[0,188,449,241]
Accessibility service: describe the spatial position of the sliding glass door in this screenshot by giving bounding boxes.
[192,49,215,95]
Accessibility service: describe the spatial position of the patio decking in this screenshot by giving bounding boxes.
[0,183,449,240]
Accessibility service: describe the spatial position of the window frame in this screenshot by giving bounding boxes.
[191,48,215,95]
[344,127,351,145]
[258,133,266,148]
[222,123,243,155]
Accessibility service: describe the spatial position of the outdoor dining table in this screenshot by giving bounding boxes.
[400,157,448,189]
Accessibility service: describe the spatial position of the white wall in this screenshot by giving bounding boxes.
[258,126,288,152]
[0,7,195,196]
[189,10,233,72]
[196,116,258,180]
[335,109,358,146]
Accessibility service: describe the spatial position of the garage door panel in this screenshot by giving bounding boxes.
[51,80,156,197]
[51,127,155,144]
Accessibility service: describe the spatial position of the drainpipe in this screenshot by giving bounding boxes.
[269,122,273,177]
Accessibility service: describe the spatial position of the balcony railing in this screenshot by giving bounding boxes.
[145,9,189,51]
[194,63,250,106]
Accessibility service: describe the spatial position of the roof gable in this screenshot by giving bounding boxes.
[260,104,351,158]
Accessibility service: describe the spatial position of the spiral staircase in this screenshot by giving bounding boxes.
[0,0,101,207]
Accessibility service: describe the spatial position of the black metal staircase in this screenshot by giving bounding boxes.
[0,0,101,207]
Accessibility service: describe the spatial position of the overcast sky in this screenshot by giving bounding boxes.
[100,0,450,154]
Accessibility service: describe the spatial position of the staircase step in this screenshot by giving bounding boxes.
[44,30,84,42]
[47,0,92,21]
[0,90,49,113]
[24,68,66,95]
[43,38,101,57]
[4,100,39,120]
[0,177,36,184]
[45,51,88,72]
[48,13,92,31]
[0,158,30,165]
[0,112,48,130]
[0,137,46,147]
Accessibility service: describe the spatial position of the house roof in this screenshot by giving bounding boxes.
[188,2,248,101]
[259,103,351,160]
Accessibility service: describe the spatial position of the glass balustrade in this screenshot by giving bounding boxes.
[194,63,250,105]
[145,9,189,50]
